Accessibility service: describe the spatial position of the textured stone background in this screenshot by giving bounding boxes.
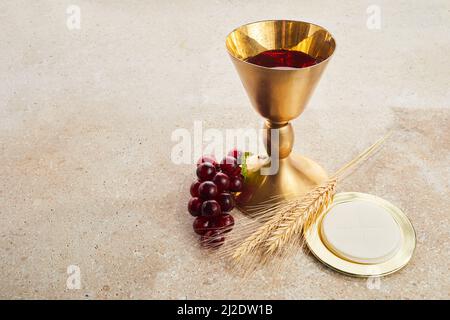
[0,0,448,299]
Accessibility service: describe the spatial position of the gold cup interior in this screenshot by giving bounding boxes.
[226,20,336,65]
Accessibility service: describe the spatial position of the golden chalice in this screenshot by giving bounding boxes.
[225,20,336,212]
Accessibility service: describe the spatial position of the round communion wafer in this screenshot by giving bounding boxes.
[305,192,416,277]
[320,200,402,264]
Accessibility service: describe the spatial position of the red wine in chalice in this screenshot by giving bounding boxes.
[245,49,321,69]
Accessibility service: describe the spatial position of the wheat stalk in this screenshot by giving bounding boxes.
[230,202,294,262]
[226,132,392,268]
[262,179,336,257]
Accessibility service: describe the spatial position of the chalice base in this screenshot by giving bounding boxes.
[236,154,328,215]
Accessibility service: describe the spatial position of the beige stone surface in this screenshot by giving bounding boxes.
[0,0,449,299]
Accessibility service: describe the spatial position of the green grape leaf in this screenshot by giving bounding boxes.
[241,151,252,181]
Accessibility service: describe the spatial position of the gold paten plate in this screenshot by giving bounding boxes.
[305,192,416,277]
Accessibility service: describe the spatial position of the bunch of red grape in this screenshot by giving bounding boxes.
[188,150,243,248]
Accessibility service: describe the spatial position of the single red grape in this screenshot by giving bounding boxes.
[201,200,222,216]
[220,156,238,174]
[229,166,241,177]
[214,214,234,233]
[188,197,203,217]
[190,181,201,197]
[201,230,225,248]
[217,192,234,212]
[229,176,243,192]
[197,155,218,168]
[196,162,216,181]
[198,181,218,199]
[212,172,230,192]
[228,149,243,163]
[193,216,213,235]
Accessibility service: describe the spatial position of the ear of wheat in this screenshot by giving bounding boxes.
[262,178,337,257]
[216,132,392,272]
